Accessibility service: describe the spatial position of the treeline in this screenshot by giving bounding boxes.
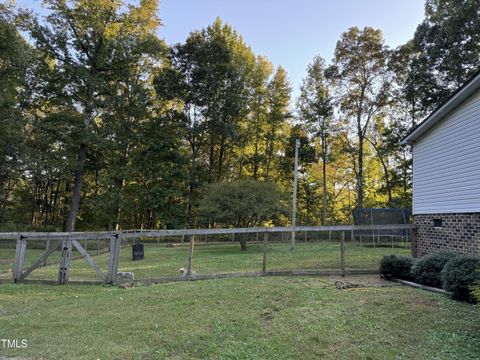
[0,0,478,231]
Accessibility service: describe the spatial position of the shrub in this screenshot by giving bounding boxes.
[379,255,413,279]
[199,180,287,251]
[411,252,458,288]
[473,285,480,303]
[441,256,480,302]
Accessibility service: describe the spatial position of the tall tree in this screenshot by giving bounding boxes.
[157,18,256,226]
[243,56,273,179]
[24,0,161,231]
[297,56,333,224]
[329,27,392,209]
[0,4,31,226]
[403,0,480,114]
[265,66,291,178]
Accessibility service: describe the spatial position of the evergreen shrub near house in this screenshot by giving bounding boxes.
[379,255,413,279]
[411,251,458,288]
[441,256,480,302]
[473,285,480,303]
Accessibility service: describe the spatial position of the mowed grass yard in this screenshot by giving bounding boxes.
[0,241,410,281]
[0,276,479,360]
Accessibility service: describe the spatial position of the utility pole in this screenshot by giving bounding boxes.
[291,139,300,251]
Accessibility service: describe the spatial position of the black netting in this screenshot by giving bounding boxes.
[352,208,410,237]
[352,208,410,225]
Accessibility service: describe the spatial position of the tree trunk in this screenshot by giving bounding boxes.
[186,147,197,227]
[366,137,393,206]
[239,238,247,251]
[321,132,328,225]
[50,180,60,225]
[218,135,225,180]
[322,156,327,225]
[253,102,260,179]
[357,133,364,210]
[66,142,87,232]
[115,177,126,232]
[209,135,215,176]
[265,127,275,178]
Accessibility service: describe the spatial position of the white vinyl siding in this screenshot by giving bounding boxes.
[413,88,480,214]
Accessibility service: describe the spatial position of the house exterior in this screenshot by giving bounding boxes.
[402,71,480,257]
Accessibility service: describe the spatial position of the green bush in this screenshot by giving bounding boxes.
[379,255,413,279]
[411,252,458,288]
[473,285,480,303]
[441,256,480,302]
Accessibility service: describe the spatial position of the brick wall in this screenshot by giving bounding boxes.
[413,213,480,257]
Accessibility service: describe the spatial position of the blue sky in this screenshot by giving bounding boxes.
[160,0,425,97]
[19,0,426,98]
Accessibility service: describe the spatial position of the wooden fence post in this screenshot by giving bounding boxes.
[262,232,268,273]
[43,239,50,266]
[187,235,195,276]
[58,237,72,285]
[106,234,121,284]
[12,235,27,283]
[340,231,345,276]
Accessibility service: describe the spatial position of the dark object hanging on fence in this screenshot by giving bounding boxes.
[132,243,144,261]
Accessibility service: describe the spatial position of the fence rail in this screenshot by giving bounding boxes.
[0,224,414,240]
[0,224,415,285]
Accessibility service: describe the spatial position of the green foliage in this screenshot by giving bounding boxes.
[199,179,286,249]
[379,254,413,279]
[330,26,393,209]
[441,255,480,302]
[1,0,476,233]
[199,180,287,228]
[0,4,31,225]
[411,252,458,288]
[401,0,480,114]
[473,285,480,303]
[297,56,335,224]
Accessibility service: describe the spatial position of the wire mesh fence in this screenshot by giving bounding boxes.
[0,225,413,284]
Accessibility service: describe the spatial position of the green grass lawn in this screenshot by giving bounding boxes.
[0,241,410,281]
[0,276,478,359]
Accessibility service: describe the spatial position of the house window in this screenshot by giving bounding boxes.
[433,219,443,228]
